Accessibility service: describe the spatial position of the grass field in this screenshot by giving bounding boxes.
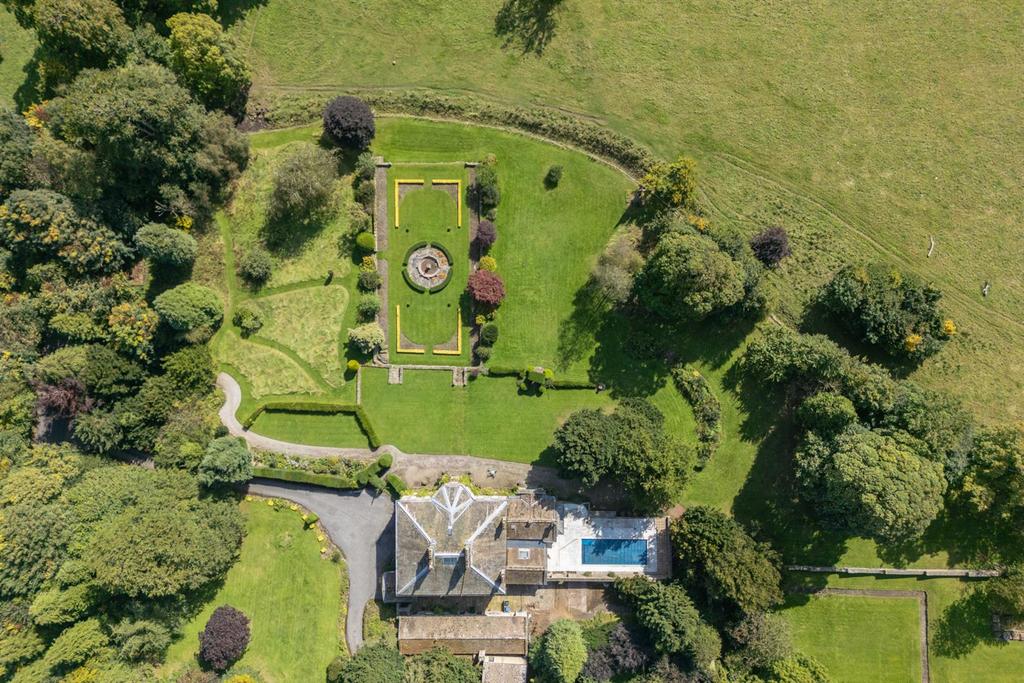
[783,574,1024,683]
[0,8,34,106]
[386,166,471,363]
[779,593,921,683]
[219,0,1023,421]
[160,501,345,682]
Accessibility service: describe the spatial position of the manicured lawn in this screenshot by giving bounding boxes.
[160,501,345,682]
[360,368,613,464]
[779,593,921,683]
[386,165,471,364]
[784,574,1024,683]
[251,409,370,449]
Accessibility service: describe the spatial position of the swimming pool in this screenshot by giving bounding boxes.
[581,538,648,565]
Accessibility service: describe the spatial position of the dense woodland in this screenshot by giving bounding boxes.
[1,1,1023,682]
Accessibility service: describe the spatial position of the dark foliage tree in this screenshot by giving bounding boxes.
[135,223,198,268]
[322,96,375,150]
[883,382,973,476]
[749,225,791,267]
[822,262,950,359]
[582,622,651,682]
[637,231,744,320]
[162,344,215,396]
[198,605,250,672]
[475,219,497,251]
[672,506,784,615]
[467,269,507,307]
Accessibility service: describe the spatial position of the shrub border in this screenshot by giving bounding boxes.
[670,365,722,466]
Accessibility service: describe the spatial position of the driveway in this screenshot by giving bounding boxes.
[246,479,395,653]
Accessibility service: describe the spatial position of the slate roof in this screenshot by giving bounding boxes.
[394,482,508,597]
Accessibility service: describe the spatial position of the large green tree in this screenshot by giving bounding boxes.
[672,506,784,615]
[822,262,950,359]
[534,619,587,683]
[796,428,946,542]
[33,0,131,76]
[637,231,744,320]
[960,426,1024,531]
[46,63,248,225]
[167,12,251,112]
[0,109,35,195]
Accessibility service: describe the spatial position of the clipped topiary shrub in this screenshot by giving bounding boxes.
[475,220,497,251]
[478,255,497,272]
[356,294,381,321]
[480,322,499,346]
[323,96,375,150]
[475,345,492,363]
[355,231,376,252]
[348,322,385,354]
[135,223,198,268]
[358,270,381,291]
[199,606,250,672]
[346,359,360,373]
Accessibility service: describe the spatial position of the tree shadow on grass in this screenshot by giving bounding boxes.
[261,212,334,258]
[217,0,270,27]
[933,587,996,658]
[727,361,850,573]
[494,0,565,55]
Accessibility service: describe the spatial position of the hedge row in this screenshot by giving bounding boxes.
[250,90,655,176]
[244,402,381,449]
[251,466,359,490]
[386,472,408,497]
[671,366,722,466]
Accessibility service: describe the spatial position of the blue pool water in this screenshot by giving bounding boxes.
[581,539,648,565]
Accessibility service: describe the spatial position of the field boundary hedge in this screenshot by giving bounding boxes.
[252,466,359,489]
[248,89,654,177]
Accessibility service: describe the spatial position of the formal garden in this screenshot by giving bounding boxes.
[2,1,1024,681]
